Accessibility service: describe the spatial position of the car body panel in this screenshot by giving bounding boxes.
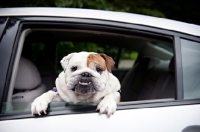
[1,104,200,132]
[0,8,200,37]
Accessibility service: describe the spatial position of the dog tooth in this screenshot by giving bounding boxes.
[79,82,90,85]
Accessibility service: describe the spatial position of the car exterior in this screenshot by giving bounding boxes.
[0,7,200,132]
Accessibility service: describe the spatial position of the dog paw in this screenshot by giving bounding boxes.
[96,95,117,118]
[31,96,49,116]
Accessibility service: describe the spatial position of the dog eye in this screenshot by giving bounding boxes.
[71,66,77,72]
[96,66,103,73]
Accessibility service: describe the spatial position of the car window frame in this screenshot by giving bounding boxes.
[1,16,200,121]
[174,36,200,100]
[0,18,20,112]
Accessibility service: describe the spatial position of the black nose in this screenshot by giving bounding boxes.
[81,72,92,77]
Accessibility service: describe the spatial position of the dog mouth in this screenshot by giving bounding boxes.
[72,80,95,95]
[78,81,91,85]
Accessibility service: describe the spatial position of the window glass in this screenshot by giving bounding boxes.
[181,39,200,99]
[1,28,174,115]
[1,102,95,114]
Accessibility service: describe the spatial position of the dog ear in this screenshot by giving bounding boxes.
[99,53,115,72]
[60,53,75,72]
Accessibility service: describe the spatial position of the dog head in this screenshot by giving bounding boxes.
[60,52,115,95]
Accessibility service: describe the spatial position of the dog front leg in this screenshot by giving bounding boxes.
[96,92,120,117]
[31,91,61,115]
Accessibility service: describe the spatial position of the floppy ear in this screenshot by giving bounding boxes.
[99,53,115,72]
[60,53,75,72]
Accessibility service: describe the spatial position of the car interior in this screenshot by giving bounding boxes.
[4,28,176,113]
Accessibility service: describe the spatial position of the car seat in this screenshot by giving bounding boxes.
[12,57,47,102]
[121,56,175,101]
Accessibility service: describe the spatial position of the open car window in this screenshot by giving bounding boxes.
[1,24,176,115]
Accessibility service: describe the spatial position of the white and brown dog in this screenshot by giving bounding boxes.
[31,52,121,117]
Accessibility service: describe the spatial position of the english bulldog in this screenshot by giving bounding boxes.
[31,52,121,117]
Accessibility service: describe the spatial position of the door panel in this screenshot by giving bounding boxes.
[1,104,200,132]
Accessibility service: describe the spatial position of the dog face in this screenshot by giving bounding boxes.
[60,52,115,95]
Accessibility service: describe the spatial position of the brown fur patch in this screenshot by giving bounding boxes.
[99,53,115,72]
[87,54,106,70]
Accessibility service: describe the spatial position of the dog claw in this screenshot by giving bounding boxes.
[43,110,47,114]
[37,111,41,116]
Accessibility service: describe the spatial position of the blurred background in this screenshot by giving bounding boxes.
[1,0,200,25]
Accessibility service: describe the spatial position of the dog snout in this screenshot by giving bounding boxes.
[81,72,92,77]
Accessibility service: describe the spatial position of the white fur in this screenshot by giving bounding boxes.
[31,52,121,117]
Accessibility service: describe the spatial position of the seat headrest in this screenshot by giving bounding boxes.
[169,56,175,72]
[15,57,41,90]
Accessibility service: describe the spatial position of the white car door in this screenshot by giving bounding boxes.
[1,102,200,132]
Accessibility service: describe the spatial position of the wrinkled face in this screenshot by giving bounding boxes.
[60,52,115,95]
